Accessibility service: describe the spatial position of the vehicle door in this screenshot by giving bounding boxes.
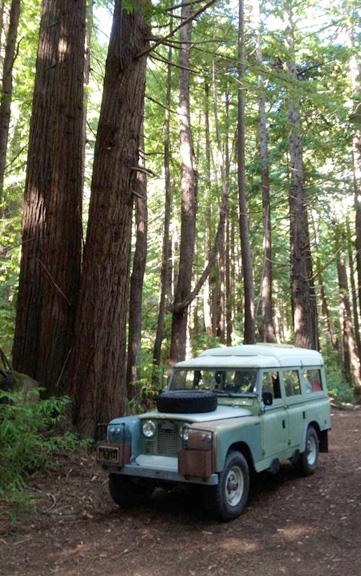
[281,369,305,449]
[261,370,288,458]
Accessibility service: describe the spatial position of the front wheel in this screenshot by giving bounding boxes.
[203,451,249,521]
[297,426,319,475]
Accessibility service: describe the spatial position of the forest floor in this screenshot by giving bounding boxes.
[1,408,361,576]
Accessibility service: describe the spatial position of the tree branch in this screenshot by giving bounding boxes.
[137,0,218,59]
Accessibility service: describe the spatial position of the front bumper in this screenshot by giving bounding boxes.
[103,454,219,486]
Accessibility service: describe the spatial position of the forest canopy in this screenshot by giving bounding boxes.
[0,0,360,435]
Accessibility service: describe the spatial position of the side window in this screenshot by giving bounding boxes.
[303,368,322,393]
[262,371,282,400]
[283,370,301,397]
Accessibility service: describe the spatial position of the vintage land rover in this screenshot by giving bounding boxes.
[96,345,331,521]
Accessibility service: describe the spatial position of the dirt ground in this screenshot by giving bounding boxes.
[1,409,361,576]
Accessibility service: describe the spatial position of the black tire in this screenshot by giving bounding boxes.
[157,389,217,414]
[109,474,154,508]
[296,426,319,475]
[203,451,250,521]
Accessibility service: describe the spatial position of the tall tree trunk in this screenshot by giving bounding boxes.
[337,250,361,396]
[253,0,275,343]
[285,4,317,350]
[0,0,21,218]
[238,0,255,344]
[0,1,6,99]
[203,81,213,337]
[153,27,173,370]
[82,0,93,191]
[225,92,232,346]
[13,0,86,393]
[347,217,361,360]
[349,27,361,325]
[127,129,147,398]
[170,1,196,364]
[71,0,149,436]
[212,57,228,344]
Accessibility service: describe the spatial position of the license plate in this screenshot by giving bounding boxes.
[97,446,120,464]
[160,421,176,432]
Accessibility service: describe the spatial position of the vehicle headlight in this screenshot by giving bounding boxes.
[181,426,189,442]
[142,420,156,438]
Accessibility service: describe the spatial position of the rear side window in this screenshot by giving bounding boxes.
[283,370,301,396]
[262,371,282,400]
[303,369,323,393]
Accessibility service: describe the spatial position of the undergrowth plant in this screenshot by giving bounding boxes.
[0,389,89,500]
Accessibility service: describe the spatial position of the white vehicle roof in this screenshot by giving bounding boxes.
[176,344,324,370]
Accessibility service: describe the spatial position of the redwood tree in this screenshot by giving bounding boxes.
[127,129,148,396]
[285,2,317,350]
[13,0,86,393]
[71,0,149,436]
[238,0,255,344]
[253,0,275,343]
[170,0,197,364]
[0,0,21,218]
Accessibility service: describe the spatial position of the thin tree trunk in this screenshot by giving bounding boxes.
[349,28,361,325]
[127,129,147,398]
[81,0,93,193]
[13,0,86,393]
[203,81,212,337]
[238,0,255,344]
[225,92,232,346]
[0,0,21,218]
[337,250,361,395]
[71,0,149,436]
[170,0,196,364]
[253,0,275,343]
[347,217,361,360]
[212,57,228,344]
[153,27,173,370]
[0,1,6,100]
[285,4,317,350]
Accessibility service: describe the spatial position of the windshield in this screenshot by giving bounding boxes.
[169,369,258,394]
[170,369,214,391]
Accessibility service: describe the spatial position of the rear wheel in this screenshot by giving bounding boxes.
[109,474,154,507]
[203,451,249,521]
[297,426,319,475]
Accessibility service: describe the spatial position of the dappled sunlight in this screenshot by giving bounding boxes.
[275,524,317,542]
[220,537,259,553]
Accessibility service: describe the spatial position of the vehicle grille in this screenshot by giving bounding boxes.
[144,420,184,457]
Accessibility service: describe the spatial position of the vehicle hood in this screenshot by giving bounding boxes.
[138,405,252,423]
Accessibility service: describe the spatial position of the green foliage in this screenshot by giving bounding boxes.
[0,390,89,499]
[324,351,355,403]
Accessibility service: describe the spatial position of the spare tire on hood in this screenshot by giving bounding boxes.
[157,389,217,414]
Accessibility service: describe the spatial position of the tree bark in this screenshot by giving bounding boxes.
[71,0,149,436]
[347,217,361,360]
[127,129,147,397]
[153,26,173,370]
[170,0,196,364]
[253,0,275,343]
[238,0,255,344]
[349,27,361,327]
[203,80,213,337]
[13,0,86,394]
[337,250,361,395]
[285,4,317,350]
[0,1,5,92]
[0,0,21,218]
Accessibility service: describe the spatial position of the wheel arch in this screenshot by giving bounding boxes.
[227,442,256,475]
[301,420,329,453]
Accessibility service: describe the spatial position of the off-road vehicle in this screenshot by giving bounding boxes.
[97,344,331,521]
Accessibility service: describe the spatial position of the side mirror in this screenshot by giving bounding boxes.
[262,392,273,406]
